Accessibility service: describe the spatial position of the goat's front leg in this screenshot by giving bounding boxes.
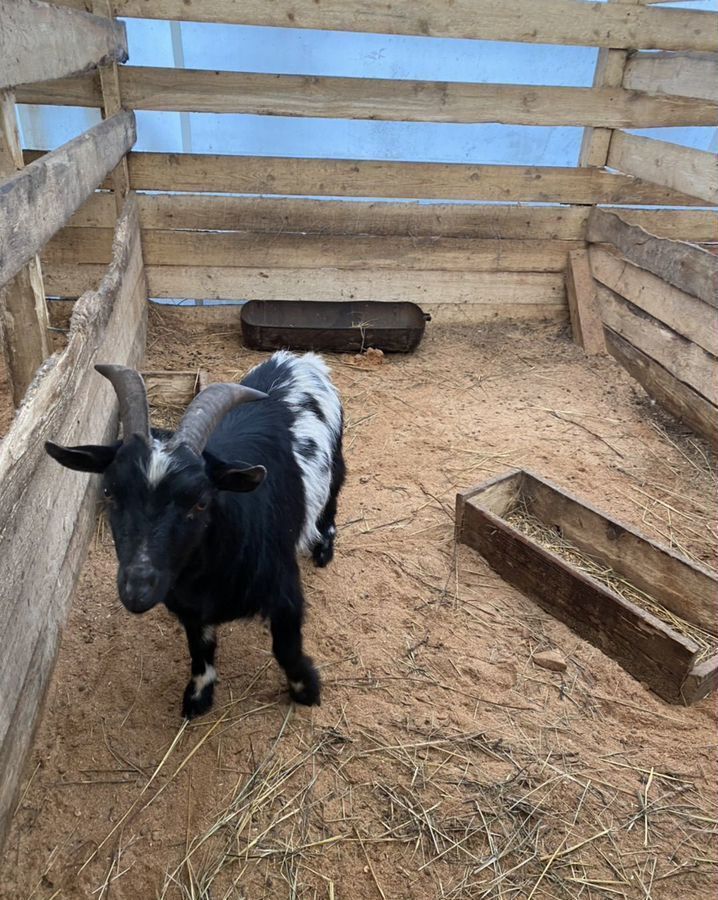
[181,618,217,719]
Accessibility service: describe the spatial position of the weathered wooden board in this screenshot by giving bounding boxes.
[596,284,718,404]
[44,229,581,272]
[588,207,718,307]
[608,131,718,206]
[565,248,606,355]
[624,51,718,103]
[590,246,718,356]
[457,469,718,703]
[64,192,718,241]
[0,196,147,851]
[143,369,207,408]
[52,0,718,51]
[605,328,718,447]
[17,67,718,127]
[0,111,136,288]
[0,0,127,90]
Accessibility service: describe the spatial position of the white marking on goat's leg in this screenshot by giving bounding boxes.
[290,680,305,693]
[202,624,216,644]
[192,664,217,699]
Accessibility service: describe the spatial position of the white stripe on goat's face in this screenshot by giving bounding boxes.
[259,352,342,554]
[145,438,176,487]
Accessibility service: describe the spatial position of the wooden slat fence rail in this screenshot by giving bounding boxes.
[624,51,718,103]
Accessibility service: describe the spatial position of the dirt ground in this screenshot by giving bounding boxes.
[1,306,716,900]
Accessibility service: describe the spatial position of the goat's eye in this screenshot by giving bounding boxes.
[189,499,208,517]
[103,487,112,499]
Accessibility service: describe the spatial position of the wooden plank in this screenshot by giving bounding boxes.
[608,131,718,206]
[41,263,567,316]
[66,192,718,242]
[0,195,147,851]
[20,150,706,207]
[0,90,50,406]
[51,0,718,51]
[457,485,701,703]
[0,0,127,90]
[44,229,581,272]
[565,248,606,355]
[588,208,718,307]
[0,111,136,289]
[591,247,718,356]
[605,328,718,448]
[682,652,718,705]
[597,284,718,404]
[143,370,204,408]
[624,51,718,103]
[16,67,718,127]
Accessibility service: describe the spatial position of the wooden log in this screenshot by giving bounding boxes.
[50,0,718,51]
[43,229,581,272]
[565,248,606,355]
[16,67,718,127]
[20,150,707,207]
[0,0,127,90]
[65,192,718,242]
[0,111,136,289]
[597,284,718,404]
[587,207,718,308]
[0,90,50,407]
[605,328,718,447]
[624,51,718,103]
[608,131,718,206]
[590,246,718,356]
[0,195,147,851]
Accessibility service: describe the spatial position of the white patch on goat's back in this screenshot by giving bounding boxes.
[145,438,175,486]
[271,352,342,553]
[192,664,217,699]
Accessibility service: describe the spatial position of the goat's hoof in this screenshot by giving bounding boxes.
[312,539,334,568]
[182,681,214,719]
[289,670,321,706]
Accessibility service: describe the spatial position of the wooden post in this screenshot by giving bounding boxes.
[0,90,50,407]
[93,0,130,214]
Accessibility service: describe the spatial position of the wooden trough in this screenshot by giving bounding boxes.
[456,470,718,705]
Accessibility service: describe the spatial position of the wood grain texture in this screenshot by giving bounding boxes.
[565,248,606,355]
[0,196,147,851]
[50,0,718,51]
[64,192,718,241]
[608,131,718,205]
[590,246,718,356]
[587,207,718,307]
[682,652,718,704]
[16,67,718,127]
[597,284,718,404]
[0,0,127,90]
[0,111,136,288]
[624,51,718,103]
[605,328,718,447]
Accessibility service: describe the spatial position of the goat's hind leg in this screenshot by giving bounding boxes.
[270,585,320,706]
[181,619,217,719]
[312,446,346,569]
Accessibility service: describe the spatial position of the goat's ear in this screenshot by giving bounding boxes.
[205,453,267,493]
[45,441,119,474]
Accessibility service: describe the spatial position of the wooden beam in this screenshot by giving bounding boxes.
[590,245,718,356]
[624,51,718,103]
[605,329,717,447]
[16,67,718,127]
[0,111,136,288]
[65,192,718,242]
[44,229,581,272]
[0,195,147,852]
[587,207,718,306]
[0,0,127,90]
[608,131,718,206]
[597,284,717,404]
[21,150,708,207]
[0,91,50,408]
[51,0,718,51]
[565,248,606,355]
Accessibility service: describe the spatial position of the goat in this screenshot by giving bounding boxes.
[45,352,345,718]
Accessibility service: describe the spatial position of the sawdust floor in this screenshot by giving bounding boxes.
[2,306,717,900]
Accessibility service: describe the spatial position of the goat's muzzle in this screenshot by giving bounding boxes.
[117,563,168,614]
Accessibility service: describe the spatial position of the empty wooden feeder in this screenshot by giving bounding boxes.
[142,370,209,408]
[240,300,430,353]
[456,469,718,704]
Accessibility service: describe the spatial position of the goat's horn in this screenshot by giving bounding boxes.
[95,364,150,442]
[168,383,267,456]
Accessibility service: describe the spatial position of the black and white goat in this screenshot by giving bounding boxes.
[45,352,345,718]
